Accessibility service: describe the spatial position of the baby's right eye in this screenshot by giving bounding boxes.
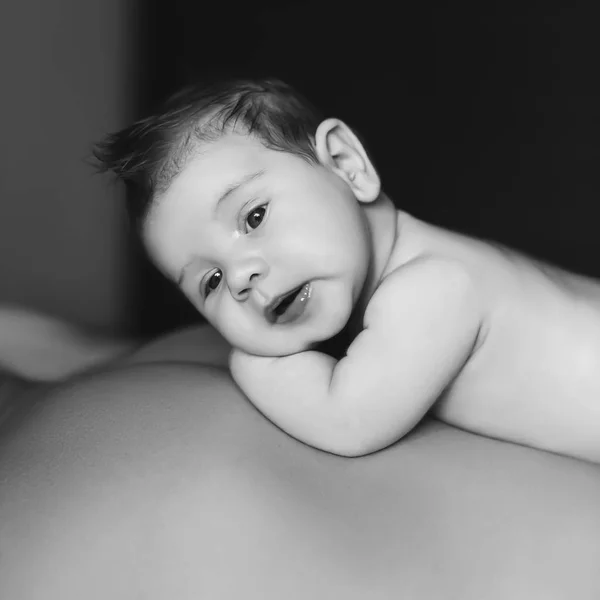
[203,269,222,297]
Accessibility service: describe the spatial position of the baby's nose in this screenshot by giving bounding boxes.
[227,257,269,300]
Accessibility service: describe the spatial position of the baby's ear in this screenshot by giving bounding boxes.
[314,118,380,203]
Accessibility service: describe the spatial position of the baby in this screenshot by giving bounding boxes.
[95,76,600,462]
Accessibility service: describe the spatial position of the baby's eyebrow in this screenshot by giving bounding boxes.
[213,169,266,217]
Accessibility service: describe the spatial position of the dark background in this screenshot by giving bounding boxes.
[128,0,600,338]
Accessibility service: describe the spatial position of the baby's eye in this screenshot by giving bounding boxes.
[245,204,267,232]
[203,269,222,297]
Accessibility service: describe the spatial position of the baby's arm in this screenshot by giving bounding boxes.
[230,256,483,456]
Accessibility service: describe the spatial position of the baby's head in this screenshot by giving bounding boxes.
[95,76,384,356]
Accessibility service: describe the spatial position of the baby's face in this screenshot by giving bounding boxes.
[143,132,372,356]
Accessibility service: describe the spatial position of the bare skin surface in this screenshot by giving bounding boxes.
[394,211,600,462]
[0,343,599,599]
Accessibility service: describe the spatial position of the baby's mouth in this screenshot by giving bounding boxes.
[265,283,311,324]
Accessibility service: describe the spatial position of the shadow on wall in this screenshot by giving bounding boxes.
[133,0,600,337]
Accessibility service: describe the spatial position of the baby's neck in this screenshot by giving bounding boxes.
[355,192,398,319]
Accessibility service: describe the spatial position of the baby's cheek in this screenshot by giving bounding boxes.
[215,316,249,351]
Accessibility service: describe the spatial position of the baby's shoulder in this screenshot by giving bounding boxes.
[390,210,531,294]
[368,254,477,325]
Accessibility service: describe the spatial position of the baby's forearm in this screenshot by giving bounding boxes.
[230,349,353,453]
[229,345,428,457]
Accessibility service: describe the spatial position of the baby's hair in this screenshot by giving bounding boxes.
[93,76,326,230]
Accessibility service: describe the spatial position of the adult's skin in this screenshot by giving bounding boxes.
[1,325,599,599]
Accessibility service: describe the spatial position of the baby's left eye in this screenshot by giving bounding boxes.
[245,204,267,231]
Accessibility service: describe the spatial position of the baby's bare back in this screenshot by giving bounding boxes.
[396,212,600,462]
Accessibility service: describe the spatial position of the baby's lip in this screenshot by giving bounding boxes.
[264,283,309,324]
